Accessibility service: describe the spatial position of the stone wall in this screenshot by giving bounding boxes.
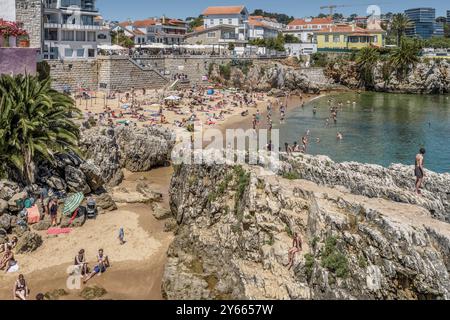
[15,0,43,49]
[48,60,98,92]
[164,57,233,83]
[97,56,168,91]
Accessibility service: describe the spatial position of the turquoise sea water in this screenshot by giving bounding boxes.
[276,92,450,173]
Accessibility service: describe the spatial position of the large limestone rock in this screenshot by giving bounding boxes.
[280,153,450,222]
[65,166,91,194]
[0,180,20,201]
[15,231,43,253]
[0,199,8,214]
[80,126,175,187]
[163,161,450,300]
[0,214,11,231]
[327,59,449,94]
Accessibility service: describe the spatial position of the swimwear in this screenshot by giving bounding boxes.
[415,167,423,179]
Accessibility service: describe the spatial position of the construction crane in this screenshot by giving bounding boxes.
[320,4,354,16]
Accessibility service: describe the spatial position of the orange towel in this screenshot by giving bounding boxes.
[26,205,40,224]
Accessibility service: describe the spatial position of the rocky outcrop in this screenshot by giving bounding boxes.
[80,126,175,187]
[326,59,450,94]
[15,231,43,253]
[209,62,332,94]
[36,153,104,195]
[163,162,450,300]
[280,153,450,222]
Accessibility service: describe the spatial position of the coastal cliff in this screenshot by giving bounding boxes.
[162,158,450,300]
[208,61,335,94]
[326,59,450,94]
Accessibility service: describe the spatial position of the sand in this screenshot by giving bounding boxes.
[0,86,325,300]
[0,167,174,300]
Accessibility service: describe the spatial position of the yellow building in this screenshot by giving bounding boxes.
[315,24,385,51]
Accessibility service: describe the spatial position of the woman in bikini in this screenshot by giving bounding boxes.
[0,246,15,272]
[13,274,29,300]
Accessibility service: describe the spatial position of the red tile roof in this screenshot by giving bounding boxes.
[288,17,333,26]
[203,6,246,15]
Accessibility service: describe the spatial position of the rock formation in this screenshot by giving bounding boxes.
[208,61,333,94]
[326,59,449,94]
[80,126,176,187]
[280,154,450,223]
[163,160,450,300]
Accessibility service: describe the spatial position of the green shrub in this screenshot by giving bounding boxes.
[321,236,349,278]
[282,171,300,180]
[304,253,315,280]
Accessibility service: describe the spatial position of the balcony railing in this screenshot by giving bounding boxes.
[44,23,103,30]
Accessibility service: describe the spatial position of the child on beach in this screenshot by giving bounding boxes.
[118,227,125,245]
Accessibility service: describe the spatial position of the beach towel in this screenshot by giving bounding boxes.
[26,205,40,224]
[7,263,19,273]
[46,227,72,235]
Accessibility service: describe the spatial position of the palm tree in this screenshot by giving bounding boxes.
[355,46,380,88]
[390,14,413,46]
[389,39,421,79]
[0,74,81,184]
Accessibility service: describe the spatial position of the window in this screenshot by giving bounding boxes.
[87,31,96,42]
[76,31,85,41]
[219,19,223,24]
[64,48,73,57]
[373,35,378,43]
[77,49,84,57]
[88,49,95,57]
[228,19,232,24]
[210,19,214,25]
[324,35,329,42]
[62,30,74,41]
[98,33,107,40]
[207,32,216,38]
[333,35,340,42]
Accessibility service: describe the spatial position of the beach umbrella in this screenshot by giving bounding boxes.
[121,104,130,109]
[63,192,84,216]
[164,95,180,101]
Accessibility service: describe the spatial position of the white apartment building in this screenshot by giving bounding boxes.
[43,0,110,60]
[202,6,249,42]
[247,16,283,40]
[116,17,188,45]
[284,17,333,43]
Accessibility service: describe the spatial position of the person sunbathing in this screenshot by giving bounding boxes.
[74,249,89,276]
[83,261,109,284]
[0,246,16,272]
[13,274,29,300]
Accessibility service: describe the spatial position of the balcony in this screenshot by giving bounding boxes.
[44,23,102,30]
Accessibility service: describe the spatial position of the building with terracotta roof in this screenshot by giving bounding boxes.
[315,24,385,51]
[184,24,243,47]
[116,16,188,45]
[283,17,333,43]
[247,16,283,40]
[202,5,249,41]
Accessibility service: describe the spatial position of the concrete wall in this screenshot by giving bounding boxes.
[0,48,38,75]
[164,57,233,82]
[15,0,43,49]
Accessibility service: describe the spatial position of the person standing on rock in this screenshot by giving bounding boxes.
[415,148,426,195]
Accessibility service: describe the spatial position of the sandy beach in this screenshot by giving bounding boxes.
[0,85,323,300]
[0,167,174,300]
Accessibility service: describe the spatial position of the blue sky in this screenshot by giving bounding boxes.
[97,0,449,21]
